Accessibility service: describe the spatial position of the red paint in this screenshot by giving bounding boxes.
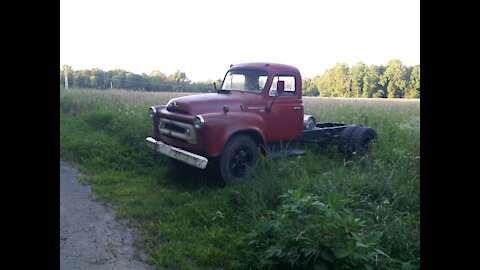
[151,62,304,157]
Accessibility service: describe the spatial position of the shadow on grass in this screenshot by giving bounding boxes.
[161,158,224,191]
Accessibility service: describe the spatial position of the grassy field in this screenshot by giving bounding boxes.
[60,88,420,269]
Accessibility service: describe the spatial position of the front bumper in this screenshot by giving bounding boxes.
[146,137,208,169]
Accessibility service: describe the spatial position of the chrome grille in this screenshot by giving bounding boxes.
[159,118,197,144]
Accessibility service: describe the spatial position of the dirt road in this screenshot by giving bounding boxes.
[60,160,155,270]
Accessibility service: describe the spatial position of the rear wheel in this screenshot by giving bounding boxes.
[219,135,259,185]
[351,127,377,155]
[338,125,360,157]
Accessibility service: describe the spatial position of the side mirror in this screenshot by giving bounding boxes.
[277,80,285,96]
[213,82,217,91]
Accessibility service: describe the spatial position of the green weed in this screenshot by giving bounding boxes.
[60,88,419,269]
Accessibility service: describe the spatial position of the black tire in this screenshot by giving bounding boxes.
[219,135,259,185]
[338,125,360,156]
[351,127,377,155]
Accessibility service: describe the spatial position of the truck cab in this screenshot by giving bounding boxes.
[220,63,304,142]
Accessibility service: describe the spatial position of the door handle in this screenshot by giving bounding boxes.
[293,106,301,110]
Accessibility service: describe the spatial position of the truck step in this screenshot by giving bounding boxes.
[269,149,306,159]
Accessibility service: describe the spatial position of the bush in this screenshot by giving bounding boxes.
[242,190,388,269]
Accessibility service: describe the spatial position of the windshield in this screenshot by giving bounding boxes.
[221,69,268,93]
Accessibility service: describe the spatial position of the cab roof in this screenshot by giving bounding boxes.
[228,62,301,76]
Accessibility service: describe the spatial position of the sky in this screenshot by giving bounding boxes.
[60,0,420,82]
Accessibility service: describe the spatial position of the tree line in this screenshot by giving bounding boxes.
[303,60,420,98]
[60,59,419,98]
[59,66,221,93]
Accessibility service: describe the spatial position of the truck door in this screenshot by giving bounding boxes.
[264,75,304,142]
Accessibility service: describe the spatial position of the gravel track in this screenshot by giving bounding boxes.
[60,160,154,270]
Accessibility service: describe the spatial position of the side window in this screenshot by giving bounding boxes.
[269,75,296,96]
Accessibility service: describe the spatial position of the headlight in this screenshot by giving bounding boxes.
[193,115,204,129]
[149,106,156,118]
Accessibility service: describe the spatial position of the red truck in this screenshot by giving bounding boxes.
[146,63,377,184]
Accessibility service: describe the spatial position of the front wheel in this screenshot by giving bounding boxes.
[219,135,259,185]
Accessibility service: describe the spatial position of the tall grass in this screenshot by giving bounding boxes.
[60,88,419,269]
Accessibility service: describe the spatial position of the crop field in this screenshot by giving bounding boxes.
[60,88,420,269]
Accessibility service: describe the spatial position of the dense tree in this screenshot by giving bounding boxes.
[406,65,420,98]
[350,62,366,97]
[81,70,92,88]
[376,65,387,97]
[333,63,351,97]
[90,68,105,89]
[150,70,168,79]
[314,71,334,97]
[60,60,419,98]
[105,70,114,89]
[141,73,152,91]
[72,70,89,88]
[60,65,73,88]
[168,70,190,92]
[169,70,189,85]
[111,69,126,89]
[148,70,169,91]
[187,80,217,92]
[313,64,353,98]
[362,65,380,98]
[303,78,319,96]
[381,60,407,98]
[125,72,145,90]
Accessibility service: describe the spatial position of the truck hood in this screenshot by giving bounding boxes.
[166,92,257,115]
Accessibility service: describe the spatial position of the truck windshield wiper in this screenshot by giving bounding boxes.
[214,82,231,94]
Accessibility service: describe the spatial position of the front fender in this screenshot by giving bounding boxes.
[200,112,267,157]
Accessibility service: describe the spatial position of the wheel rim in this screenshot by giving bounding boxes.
[229,146,253,178]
